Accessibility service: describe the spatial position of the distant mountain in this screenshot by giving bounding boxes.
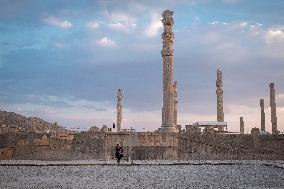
[0,110,66,133]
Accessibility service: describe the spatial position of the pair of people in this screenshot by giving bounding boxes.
[115,143,124,164]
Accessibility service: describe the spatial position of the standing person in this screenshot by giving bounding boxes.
[115,143,123,164]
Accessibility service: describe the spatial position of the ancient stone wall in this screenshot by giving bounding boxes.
[1,131,284,160]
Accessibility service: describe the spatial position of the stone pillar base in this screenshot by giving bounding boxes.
[161,124,177,132]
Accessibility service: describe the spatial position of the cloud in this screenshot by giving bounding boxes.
[96,37,116,47]
[105,12,137,32]
[86,21,100,29]
[144,13,163,37]
[206,21,284,59]
[109,22,137,32]
[264,27,284,43]
[238,21,248,28]
[209,21,227,25]
[43,16,72,29]
[209,20,249,30]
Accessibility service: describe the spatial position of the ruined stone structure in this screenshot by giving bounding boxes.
[240,117,244,134]
[161,10,176,132]
[269,83,278,134]
[216,69,224,131]
[117,89,123,132]
[1,107,284,161]
[251,127,260,135]
[173,81,178,128]
[260,99,265,132]
[2,131,284,161]
[1,10,284,162]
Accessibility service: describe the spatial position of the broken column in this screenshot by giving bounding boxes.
[216,68,224,131]
[260,99,265,132]
[161,10,176,132]
[240,117,244,134]
[173,81,178,128]
[117,89,123,132]
[269,83,278,134]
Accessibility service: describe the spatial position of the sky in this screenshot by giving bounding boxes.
[0,0,284,133]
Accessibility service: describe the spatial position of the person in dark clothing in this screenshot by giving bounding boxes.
[115,143,123,164]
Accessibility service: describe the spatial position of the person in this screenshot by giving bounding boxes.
[115,143,123,164]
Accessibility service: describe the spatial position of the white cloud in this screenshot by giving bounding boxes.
[239,21,248,28]
[43,16,72,29]
[207,21,284,59]
[200,21,284,61]
[209,21,228,26]
[209,21,250,30]
[86,21,100,29]
[257,26,284,59]
[96,37,116,47]
[109,22,136,32]
[105,12,137,32]
[264,27,284,43]
[210,21,219,25]
[144,13,163,37]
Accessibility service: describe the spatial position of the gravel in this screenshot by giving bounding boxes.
[0,161,284,188]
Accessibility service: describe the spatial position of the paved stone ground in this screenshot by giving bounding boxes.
[0,161,284,188]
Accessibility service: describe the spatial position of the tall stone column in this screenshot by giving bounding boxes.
[240,117,244,134]
[260,99,265,132]
[173,81,178,128]
[216,69,224,122]
[269,83,278,134]
[216,69,224,131]
[161,10,176,132]
[117,89,123,132]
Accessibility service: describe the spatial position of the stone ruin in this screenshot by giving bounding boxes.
[0,10,283,161]
[117,89,123,132]
[161,10,177,133]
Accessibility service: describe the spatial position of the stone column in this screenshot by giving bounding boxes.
[269,83,278,134]
[173,81,178,128]
[216,68,224,122]
[117,89,122,132]
[260,99,265,132]
[216,69,224,131]
[161,10,176,132]
[240,117,244,134]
